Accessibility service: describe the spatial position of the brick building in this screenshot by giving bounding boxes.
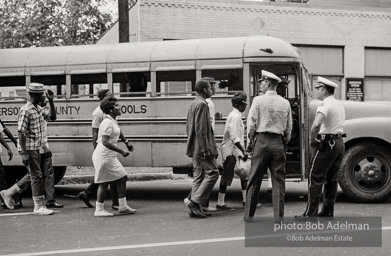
[98,0,391,101]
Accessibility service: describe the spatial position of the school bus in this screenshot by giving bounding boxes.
[0,36,391,203]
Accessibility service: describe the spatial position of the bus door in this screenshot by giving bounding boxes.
[248,63,302,179]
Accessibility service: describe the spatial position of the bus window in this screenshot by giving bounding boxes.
[0,76,26,100]
[156,70,196,96]
[250,64,299,98]
[113,72,151,97]
[70,73,108,98]
[202,69,243,95]
[31,75,66,98]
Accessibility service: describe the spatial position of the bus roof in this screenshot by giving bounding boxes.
[0,36,301,76]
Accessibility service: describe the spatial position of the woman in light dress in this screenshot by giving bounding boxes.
[92,96,136,217]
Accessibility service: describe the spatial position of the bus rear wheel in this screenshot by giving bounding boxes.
[338,142,391,203]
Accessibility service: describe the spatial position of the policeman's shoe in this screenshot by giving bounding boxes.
[294,214,317,222]
[186,201,207,218]
[34,206,54,216]
[243,216,253,222]
[0,190,15,210]
[216,204,235,211]
[46,200,64,208]
[318,212,334,218]
[77,192,93,208]
[112,204,119,210]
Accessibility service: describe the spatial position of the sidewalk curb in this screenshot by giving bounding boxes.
[57,173,188,185]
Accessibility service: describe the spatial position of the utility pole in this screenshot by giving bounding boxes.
[118,0,129,43]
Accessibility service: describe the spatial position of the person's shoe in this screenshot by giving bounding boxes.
[200,207,212,217]
[46,200,64,208]
[294,214,317,221]
[13,201,23,208]
[94,209,114,217]
[33,206,54,216]
[0,190,15,210]
[318,212,334,218]
[243,216,253,222]
[185,201,206,218]
[242,202,246,208]
[1,201,6,209]
[112,204,119,210]
[267,187,272,195]
[216,204,235,211]
[13,195,23,208]
[202,206,217,212]
[77,192,93,208]
[118,205,136,214]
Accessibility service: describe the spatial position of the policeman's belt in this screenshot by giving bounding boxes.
[316,133,346,141]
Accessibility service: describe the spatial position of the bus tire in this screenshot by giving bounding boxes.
[338,142,391,203]
[54,166,67,184]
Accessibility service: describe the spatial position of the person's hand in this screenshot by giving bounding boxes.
[241,152,248,161]
[215,112,222,119]
[7,149,13,161]
[21,152,29,166]
[125,142,134,152]
[120,149,130,157]
[246,141,254,153]
[43,146,50,153]
[46,89,54,101]
[202,151,212,160]
[310,139,320,149]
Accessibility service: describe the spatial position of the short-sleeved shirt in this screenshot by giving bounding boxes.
[92,105,105,129]
[206,98,215,132]
[18,101,45,150]
[316,95,345,134]
[96,116,121,158]
[247,91,292,136]
[220,108,245,161]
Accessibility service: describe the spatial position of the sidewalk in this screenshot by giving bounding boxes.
[58,166,188,185]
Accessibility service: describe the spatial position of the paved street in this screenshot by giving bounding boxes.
[1,178,391,256]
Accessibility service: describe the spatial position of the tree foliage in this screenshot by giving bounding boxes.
[0,0,119,48]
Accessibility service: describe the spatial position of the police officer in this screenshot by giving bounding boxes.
[295,76,345,220]
[245,70,292,223]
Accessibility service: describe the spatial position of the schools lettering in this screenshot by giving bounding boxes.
[120,104,147,114]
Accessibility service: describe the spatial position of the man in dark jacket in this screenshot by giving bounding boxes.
[184,80,219,218]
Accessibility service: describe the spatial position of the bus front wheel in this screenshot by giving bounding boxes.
[338,142,391,203]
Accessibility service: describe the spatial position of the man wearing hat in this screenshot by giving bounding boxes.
[245,70,292,222]
[184,80,219,218]
[295,77,345,220]
[17,83,53,215]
